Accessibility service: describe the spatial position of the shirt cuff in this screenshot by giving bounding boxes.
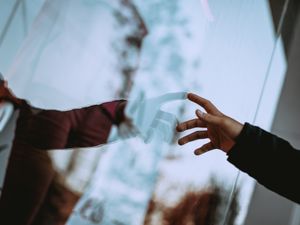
[100,100,127,125]
[227,122,259,167]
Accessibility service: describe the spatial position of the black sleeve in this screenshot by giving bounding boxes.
[227,122,300,204]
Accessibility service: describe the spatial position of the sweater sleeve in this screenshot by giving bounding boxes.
[99,100,127,125]
[227,123,300,203]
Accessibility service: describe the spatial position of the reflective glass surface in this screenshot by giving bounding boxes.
[0,0,292,224]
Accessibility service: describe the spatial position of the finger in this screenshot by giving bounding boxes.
[187,93,221,114]
[125,91,145,116]
[196,109,222,126]
[156,92,188,105]
[155,110,178,126]
[178,130,208,145]
[194,142,215,155]
[176,119,206,132]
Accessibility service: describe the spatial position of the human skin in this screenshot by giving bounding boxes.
[176,93,243,155]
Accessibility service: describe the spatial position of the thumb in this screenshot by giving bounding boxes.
[196,109,221,125]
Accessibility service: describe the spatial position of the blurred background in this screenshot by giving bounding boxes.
[0,0,300,224]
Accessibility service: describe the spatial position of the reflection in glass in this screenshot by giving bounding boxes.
[0,79,131,224]
[4,0,147,110]
[144,178,239,225]
[0,0,290,225]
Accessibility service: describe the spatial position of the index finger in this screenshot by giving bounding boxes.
[155,92,188,105]
[187,93,221,115]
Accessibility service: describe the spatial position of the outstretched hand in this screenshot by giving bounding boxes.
[176,93,243,155]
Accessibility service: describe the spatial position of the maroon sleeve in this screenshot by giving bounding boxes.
[12,100,128,150]
[100,100,127,125]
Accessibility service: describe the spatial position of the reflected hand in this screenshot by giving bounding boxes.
[125,92,187,143]
[176,93,243,155]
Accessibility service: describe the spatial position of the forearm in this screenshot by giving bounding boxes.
[14,101,127,150]
[227,123,300,203]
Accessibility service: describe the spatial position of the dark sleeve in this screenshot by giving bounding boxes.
[227,123,300,203]
[64,100,127,149]
[14,100,127,150]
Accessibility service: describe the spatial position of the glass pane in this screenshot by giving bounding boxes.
[233,0,297,224]
[0,0,288,225]
[269,0,299,54]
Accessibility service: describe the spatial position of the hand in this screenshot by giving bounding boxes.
[125,92,187,143]
[176,93,243,155]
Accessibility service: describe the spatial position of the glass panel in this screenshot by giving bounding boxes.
[269,0,299,55]
[4,0,147,110]
[0,0,289,225]
[67,1,285,225]
[227,0,290,224]
[0,0,26,73]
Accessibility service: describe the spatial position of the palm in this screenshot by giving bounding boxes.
[177,93,243,155]
[207,125,234,152]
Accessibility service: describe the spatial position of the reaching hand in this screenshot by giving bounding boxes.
[176,93,243,155]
